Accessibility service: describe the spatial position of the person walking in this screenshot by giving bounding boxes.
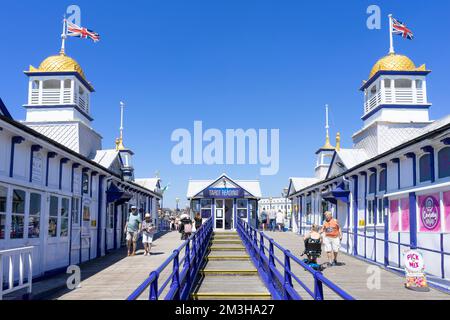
[142,213,156,256]
[269,209,277,232]
[260,210,268,231]
[320,211,342,267]
[124,205,142,257]
[276,210,284,232]
[194,212,202,231]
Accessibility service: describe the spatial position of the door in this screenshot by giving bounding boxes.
[225,199,233,230]
[214,199,225,230]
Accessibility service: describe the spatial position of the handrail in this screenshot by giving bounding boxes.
[127,218,213,300]
[0,246,34,300]
[237,219,354,300]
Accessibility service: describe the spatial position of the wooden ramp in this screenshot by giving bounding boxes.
[191,231,271,300]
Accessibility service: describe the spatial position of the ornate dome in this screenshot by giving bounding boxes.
[28,52,86,79]
[368,53,425,80]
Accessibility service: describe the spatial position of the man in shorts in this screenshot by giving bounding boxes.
[320,211,342,267]
[124,205,142,256]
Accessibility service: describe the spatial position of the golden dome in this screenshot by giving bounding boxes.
[368,53,428,80]
[28,52,86,79]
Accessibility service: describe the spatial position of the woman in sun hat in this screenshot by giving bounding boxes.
[142,213,156,256]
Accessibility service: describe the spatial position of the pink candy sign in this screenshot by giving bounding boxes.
[444,191,450,232]
[390,200,399,232]
[401,198,410,232]
[418,194,441,232]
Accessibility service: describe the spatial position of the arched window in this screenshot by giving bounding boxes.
[438,147,450,179]
[419,153,432,183]
[43,80,61,89]
[379,169,387,192]
[369,173,376,194]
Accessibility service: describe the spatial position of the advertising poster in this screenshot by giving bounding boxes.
[418,194,441,232]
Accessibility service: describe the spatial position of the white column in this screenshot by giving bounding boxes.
[60,79,65,104]
[38,80,43,104]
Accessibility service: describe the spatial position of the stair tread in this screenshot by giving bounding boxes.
[193,276,269,294]
[203,260,255,270]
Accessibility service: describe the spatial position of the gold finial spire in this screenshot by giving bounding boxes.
[322,104,334,149]
[336,132,341,151]
[115,102,126,151]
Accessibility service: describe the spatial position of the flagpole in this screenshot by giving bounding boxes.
[388,14,395,54]
[60,17,67,55]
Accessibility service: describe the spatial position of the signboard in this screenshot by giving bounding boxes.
[204,188,244,199]
[403,250,429,292]
[418,194,441,232]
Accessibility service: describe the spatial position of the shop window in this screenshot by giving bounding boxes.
[400,198,410,232]
[419,154,432,183]
[82,173,89,194]
[60,198,70,237]
[48,196,58,237]
[369,173,376,194]
[201,199,212,219]
[107,203,114,229]
[438,147,450,179]
[237,199,248,219]
[28,193,41,239]
[367,200,375,225]
[379,169,387,192]
[389,200,399,232]
[72,197,80,224]
[0,186,7,240]
[11,189,26,239]
[377,199,385,225]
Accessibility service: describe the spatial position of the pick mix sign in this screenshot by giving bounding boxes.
[419,194,441,232]
[404,250,429,292]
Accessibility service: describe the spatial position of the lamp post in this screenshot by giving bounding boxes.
[176,198,180,213]
[282,187,289,230]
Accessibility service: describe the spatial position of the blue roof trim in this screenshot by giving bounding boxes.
[361,104,431,121]
[24,71,95,92]
[360,70,431,91]
[0,98,13,119]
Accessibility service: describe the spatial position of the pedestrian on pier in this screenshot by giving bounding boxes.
[260,210,268,231]
[320,211,342,267]
[269,209,277,231]
[194,212,202,231]
[142,213,156,256]
[124,205,142,257]
[276,210,284,232]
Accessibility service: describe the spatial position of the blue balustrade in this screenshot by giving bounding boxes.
[237,219,354,300]
[127,218,213,300]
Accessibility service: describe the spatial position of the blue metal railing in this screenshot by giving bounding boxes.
[127,218,213,300]
[157,218,170,232]
[237,219,354,300]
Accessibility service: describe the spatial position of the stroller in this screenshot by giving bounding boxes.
[301,238,323,271]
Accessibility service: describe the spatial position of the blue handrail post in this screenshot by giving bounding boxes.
[313,272,324,300]
[192,236,198,272]
[268,239,275,285]
[170,250,181,300]
[183,241,191,298]
[149,271,159,300]
[253,229,258,255]
[283,250,294,300]
[259,233,265,268]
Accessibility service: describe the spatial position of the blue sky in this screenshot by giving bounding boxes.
[1,1,449,207]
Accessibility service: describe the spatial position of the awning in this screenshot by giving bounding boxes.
[321,181,350,204]
[106,182,133,205]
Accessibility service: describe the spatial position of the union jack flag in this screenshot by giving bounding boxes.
[392,17,414,40]
[66,20,100,42]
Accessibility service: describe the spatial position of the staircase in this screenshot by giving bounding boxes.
[191,231,271,300]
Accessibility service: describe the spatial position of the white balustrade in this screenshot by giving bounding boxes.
[0,246,33,300]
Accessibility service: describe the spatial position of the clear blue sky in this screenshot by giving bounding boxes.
[1,1,449,208]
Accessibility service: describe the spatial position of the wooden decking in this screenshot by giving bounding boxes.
[266,231,450,300]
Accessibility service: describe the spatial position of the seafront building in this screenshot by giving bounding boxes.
[287,51,450,282]
[0,49,162,278]
[187,174,261,230]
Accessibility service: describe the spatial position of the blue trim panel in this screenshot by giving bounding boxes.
[10,136,25,177]
[409,192,417,249]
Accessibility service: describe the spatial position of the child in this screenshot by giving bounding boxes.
[142,213,156,256]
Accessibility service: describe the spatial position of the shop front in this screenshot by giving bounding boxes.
[187,174,261,230]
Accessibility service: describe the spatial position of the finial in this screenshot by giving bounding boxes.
[322,104,334,149]
[116,101,126,150]
[336,132,341,151]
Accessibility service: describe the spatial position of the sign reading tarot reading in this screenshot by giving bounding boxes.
[419,194,441,232]
[403,250,429,292]
[204,188,244,199]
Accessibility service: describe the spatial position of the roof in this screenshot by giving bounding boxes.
[335,148,369,170]
[93,149,120,168]
[135,178,161,192]
[0,98,12,119]
[186,174,262,199]
[289,177,319,192]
